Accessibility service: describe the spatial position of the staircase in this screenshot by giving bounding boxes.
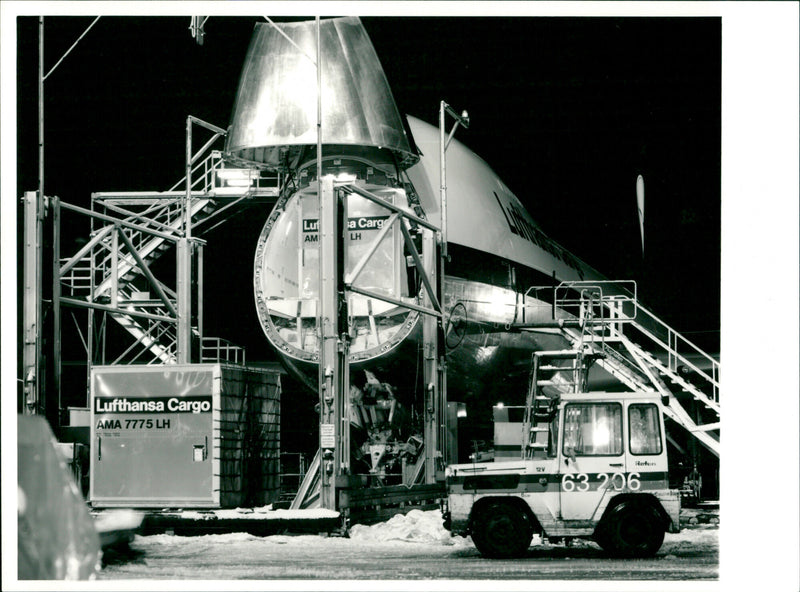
[519,281,720,457]
[59,148,280,364]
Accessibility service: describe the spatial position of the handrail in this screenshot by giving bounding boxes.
[634,301,719,376]
[201,336,246,365]
[90,197,212,299]
[591,288,719,403]
[168,146,224,192]
[522,280,720,406]
[624,304,720,402]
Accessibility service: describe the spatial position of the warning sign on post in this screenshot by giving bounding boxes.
[320,423,335,448]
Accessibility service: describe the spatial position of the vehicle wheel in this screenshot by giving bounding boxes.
[470,502,532,558]
[598,502,664,558]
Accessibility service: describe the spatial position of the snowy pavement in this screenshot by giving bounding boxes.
[98,508,719,583]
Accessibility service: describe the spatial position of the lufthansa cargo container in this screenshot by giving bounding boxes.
[89,364,280,508]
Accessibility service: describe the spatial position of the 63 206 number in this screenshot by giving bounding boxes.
[561,472,641,492]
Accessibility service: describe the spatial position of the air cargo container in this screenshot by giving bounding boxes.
[89,364,280,508]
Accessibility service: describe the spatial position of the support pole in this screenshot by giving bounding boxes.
[52,197,62,422]
[318,175,339,509]
[337,187,351,478]
[198,243,204,348]
[177,116,194,363]
[438,105,446,260]
[23,17,45,416]
[22,192,42,415]
[176,238,192,363]
[422,227,439,482]
[38,17,44,209]
[437,101,468,474]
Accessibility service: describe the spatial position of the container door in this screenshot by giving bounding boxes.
[92,414,213,505]
[558,402,625,521]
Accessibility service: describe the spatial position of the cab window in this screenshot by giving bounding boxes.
[563,403,622,456]
[547,413,559,458]
[629,403,663,455]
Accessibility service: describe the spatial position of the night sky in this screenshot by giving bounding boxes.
[16,15,721,361]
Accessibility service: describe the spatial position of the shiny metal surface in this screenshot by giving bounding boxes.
[404,116,603,283]
[226,18,417,169]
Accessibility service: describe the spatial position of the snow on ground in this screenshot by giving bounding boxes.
[131,508,718,552]
[97,509,718,581]
[348,509,470,546]
[93,509,144,533]
[175,506,340,521]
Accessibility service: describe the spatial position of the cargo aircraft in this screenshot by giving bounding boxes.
[223,17,716,479]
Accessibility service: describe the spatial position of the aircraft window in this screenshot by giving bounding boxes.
[563,403,622,456]
[629,404,663,455]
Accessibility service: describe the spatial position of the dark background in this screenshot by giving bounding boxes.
[16,16,721,418]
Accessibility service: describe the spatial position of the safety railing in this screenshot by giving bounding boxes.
[201,336,246,366]
[168,149,223,194]
[520,279,720,407]
[279,452,308,498]
[620,301,719,404]
[565,281,718,405]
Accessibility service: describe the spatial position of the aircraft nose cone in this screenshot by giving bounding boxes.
[225,17,418,170]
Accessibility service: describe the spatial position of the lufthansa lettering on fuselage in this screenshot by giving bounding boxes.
[493,191,585,279]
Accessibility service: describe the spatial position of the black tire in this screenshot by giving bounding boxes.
[470,502,532,558]
[596,502,665,558]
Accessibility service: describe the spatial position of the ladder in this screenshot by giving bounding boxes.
[521,348,602,459]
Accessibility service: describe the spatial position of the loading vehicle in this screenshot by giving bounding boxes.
[443,388,680,558]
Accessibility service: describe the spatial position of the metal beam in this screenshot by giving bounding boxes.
[116,226,178,318]
[398,220,441,313]
[60,201,180,242]
[96,199,185,235]
[344,212,399,285]
[58,223,113,277]
[60,297,176,323]
[347,285,441,318]
[340,184,439,232]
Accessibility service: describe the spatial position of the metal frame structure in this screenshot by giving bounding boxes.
[312,101,470,511]
[47,119,278,413]
[315,178,445,508]
[22,15,465,517]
